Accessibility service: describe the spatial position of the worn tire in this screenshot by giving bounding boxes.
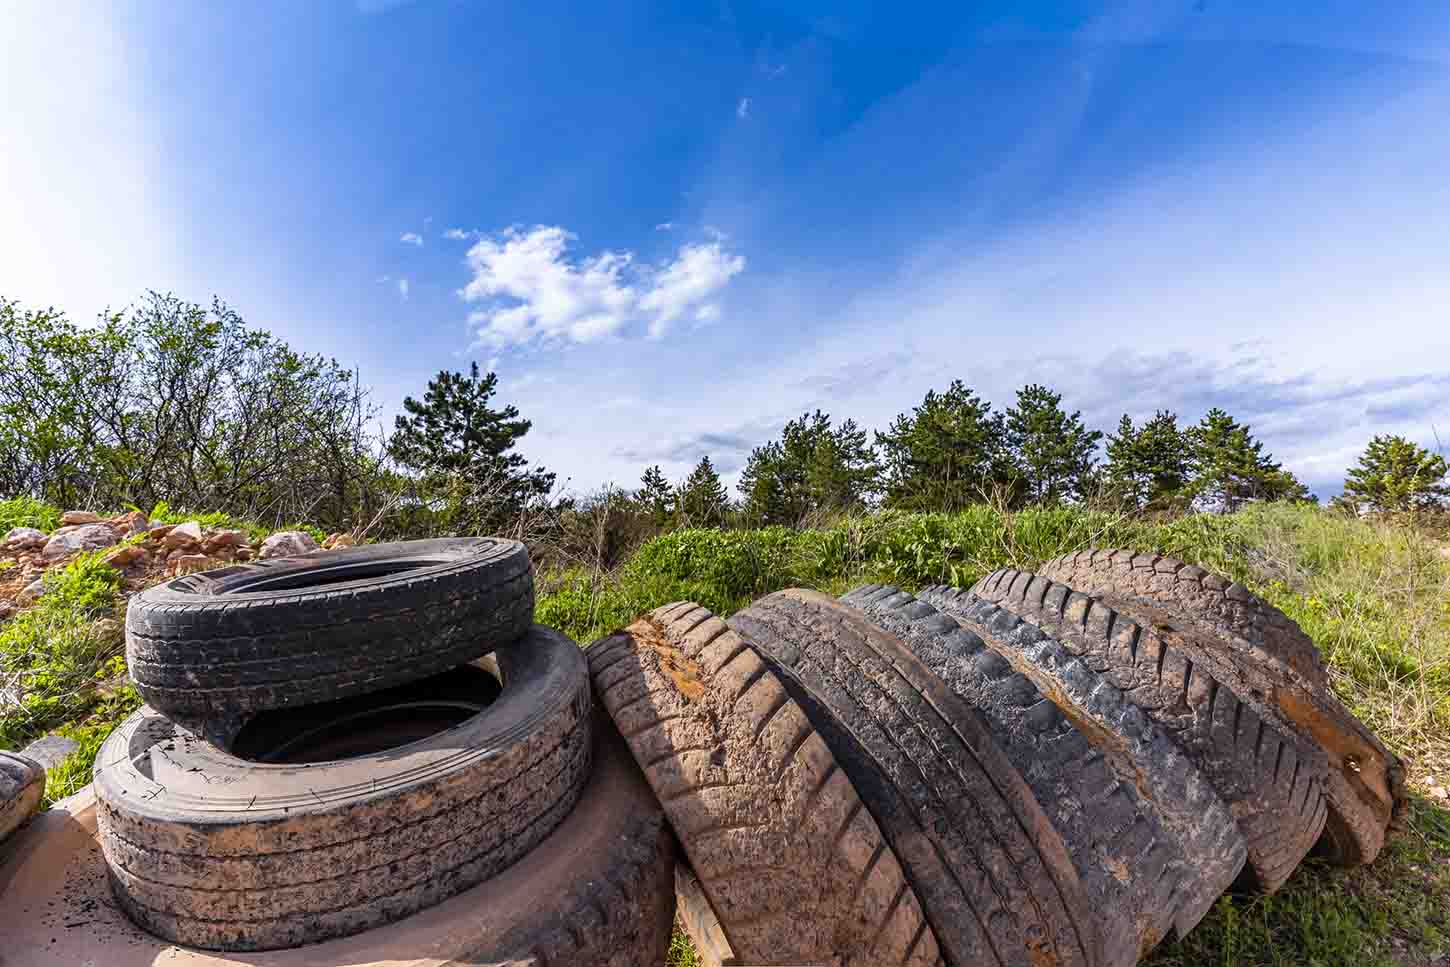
[959,570,1330,892]
[852,586,1245,948]
[844,587,1184,964]
[728,589,1095,967]
[125,537,534,738]
[589,602,942,967]
[0,752,45,846]
[1036,550,1403,866]
[94,625,591,951]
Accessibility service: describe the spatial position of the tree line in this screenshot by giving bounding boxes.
[2,296,1444,547]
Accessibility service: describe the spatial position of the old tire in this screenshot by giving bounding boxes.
[0,752,45,846]
[94,625,591,951]
[1036,551,1403,866]
[125,537,534,737]
[728,589,1095,967]
[844,586,1194,964]
[960,570,1330,892]
[589,602,941,967]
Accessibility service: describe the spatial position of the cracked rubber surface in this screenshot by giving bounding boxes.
[960,570,1330,892]
[0,752,45,846]
[1036,550,1403,866]
[94,625,591,951]
[0,721,674,966]
[728,589,1095,967]
[589,602,942,967]
[125,538,534,739]
[844,585,1192,966]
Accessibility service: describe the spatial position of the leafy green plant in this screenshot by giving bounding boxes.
[0,495,61,533]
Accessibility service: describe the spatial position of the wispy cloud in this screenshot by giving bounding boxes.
[736,97,751,119]
[444,227,473,241]
[461,225,745,350]
[397,278,410,299]
[400,232,424,246]
[654,222,675,231]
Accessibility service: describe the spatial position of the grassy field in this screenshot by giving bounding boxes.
[4,500,1447,964]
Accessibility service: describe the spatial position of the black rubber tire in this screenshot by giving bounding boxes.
[94,625,591,952]
[960,570,1331,892]
[589,602,942,967]
[905,588,1248,939]
[125,537,534,739]
[1035,551,1403,866]
[0,752,45,846]
[843,586,1190,965]
[728,589,1096,967]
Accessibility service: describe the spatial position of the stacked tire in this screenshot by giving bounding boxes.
[587,549,1403,967]
[95,538,677,962]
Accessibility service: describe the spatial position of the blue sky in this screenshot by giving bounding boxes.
[4,1,1449,498]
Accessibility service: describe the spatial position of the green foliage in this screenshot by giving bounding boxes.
[389,361,554,534]
[876,380,1013,511]
[42,690,141,807]
[635,465,675,527]
[0,495,61,533]
[1340,434,1449,514]
[0,551,127,749]
[1187,407,1312,511]
[1104,410,1191,510]
[738,410,879,524]
[676,456,730,527]
[146,501,268,540]
[1004,384,1102,504]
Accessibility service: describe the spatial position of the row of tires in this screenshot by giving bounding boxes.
[2,539,1402,965]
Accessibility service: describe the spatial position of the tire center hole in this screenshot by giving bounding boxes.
[228,660,502,764]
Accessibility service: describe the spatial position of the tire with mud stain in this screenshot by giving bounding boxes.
[727,589,1096,967]
[94,625,591,952]
[843,586,1186,964]
[125,537,534,740]
[588,602,942,967]
[847,586,1246,955]
[956,570,1330,892]
[1034,551,1405,866]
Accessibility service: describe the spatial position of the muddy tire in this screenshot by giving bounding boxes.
[1036,551,1404,865]
[728,589,1096,967]
[125,537,534,739]
[589,602,941,967]
[94,625,591,952]
[0,752,45,845]
[850,586,1245,951]
[958,570,1331,892]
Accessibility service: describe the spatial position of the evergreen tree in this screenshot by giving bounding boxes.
[1185,408,1310,511]
[677,456,730,526]
[875,381,1012,511]
[1103,410,1191,509]
[1340,435,1449,513]
[738,411,879,524]
[1004,384,1103,504]
[635,464,675,527]
[390,362,554,530]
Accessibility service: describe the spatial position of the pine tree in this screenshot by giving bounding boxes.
[677,456,730,526]
[738,411,879,524]
[875,381,1012,511]
[390,362,554,530]
[1004,384,1103,504]
[635,464,675,527]
[1103,410,1190,509]
[1186,408,1310,511]
[1340,435,1449,513]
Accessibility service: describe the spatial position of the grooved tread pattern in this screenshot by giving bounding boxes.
[1035,550,1404,866]
[842,585,1189,966]
[588,602,942,967]
[728,589,1096,967]
[960,569,1330,892]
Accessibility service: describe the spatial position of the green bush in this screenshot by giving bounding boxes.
[0,495,62,533]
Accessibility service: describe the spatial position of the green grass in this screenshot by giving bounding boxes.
[0,495,62,533]
[4,500,1446,964]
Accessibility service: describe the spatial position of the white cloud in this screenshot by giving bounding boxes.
[397,278,409,299]
[655,222,675,231]
[444,228,472,241]
[461,225,745,349]
[400,232,424,246]
[639,243,745,337]
[736,97,751,119]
